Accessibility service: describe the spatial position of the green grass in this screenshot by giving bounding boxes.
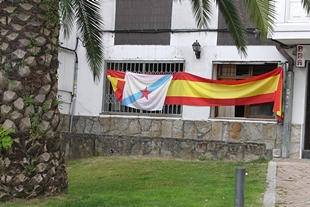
[1,156,268,207]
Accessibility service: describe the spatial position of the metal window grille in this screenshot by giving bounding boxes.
[102,61,184,116]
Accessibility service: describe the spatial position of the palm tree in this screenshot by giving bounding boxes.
[0,0,309,201]
[0,0,102,200]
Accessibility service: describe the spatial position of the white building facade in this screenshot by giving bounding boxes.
[59,0,310,160]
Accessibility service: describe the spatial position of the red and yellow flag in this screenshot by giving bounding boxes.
[107,70,125,102]
[106,67,283,121]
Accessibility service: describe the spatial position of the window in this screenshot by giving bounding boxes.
[213,63,278,119]
[115,0,173,45]
[103,61,184,116]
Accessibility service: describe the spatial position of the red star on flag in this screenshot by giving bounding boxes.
[140,87,151,99]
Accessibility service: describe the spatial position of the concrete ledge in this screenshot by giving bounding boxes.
[263,161,277,207]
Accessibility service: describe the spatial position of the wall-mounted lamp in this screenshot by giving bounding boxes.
[192,40,201,59]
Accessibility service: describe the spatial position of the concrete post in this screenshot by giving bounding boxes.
[282,71,293,158]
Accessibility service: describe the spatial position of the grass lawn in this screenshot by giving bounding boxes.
[1,156,268,207]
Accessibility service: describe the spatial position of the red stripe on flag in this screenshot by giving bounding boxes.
[164,93,275,106]
[173,67,282,85]
[115,80,125,102]
[273,69,283,121]
[107,70,125,79]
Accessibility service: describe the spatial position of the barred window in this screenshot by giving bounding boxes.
[102,61,184,116]
[213,63,278,119]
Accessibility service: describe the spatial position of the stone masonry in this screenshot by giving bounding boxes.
[60,115,302,161]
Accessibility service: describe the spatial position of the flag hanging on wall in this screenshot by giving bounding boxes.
[106,67,283,121]
[122,72,173,111]
[107,70,125,102]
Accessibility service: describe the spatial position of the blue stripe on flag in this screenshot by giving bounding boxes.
[122,74,172,106]
[122,91,142,106]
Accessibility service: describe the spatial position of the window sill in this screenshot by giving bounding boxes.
[208,117,278,124]
[99,113,182,120]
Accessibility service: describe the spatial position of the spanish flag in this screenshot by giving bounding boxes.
[107,67,283,121]
[107,70,125,102]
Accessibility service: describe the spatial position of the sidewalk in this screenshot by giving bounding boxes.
[264,159,310,207]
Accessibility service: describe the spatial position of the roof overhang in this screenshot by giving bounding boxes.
[270,23,310,46]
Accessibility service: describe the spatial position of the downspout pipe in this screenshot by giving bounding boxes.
[276,43,294,158]
[276,44,294,72]
[59,37,79,132]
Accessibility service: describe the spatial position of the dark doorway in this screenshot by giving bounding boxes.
[304,63,310,150]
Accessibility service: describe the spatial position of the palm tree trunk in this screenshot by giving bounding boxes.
[0,0,68,200]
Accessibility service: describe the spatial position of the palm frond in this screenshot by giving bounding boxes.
[301,0,310,13]
[73,0,104,81]
[59,0,74,38]
[243,0,276,40]
[189,0,212,28]
[216,0,248,56]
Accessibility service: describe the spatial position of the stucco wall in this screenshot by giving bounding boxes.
[57,0,288,120]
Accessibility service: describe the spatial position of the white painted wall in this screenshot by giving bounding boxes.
[292,67,308,124]
[58,0,306,125]
[73,44,104,116]
[57,50,75,114]
[286,46,310,125]
[272,0,310,44]
[274,0,310,24]
[58,27,77,114]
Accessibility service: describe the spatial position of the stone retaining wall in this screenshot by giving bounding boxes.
[61,133,267,161]
[60,115,302,160]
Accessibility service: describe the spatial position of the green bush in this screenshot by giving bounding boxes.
[0,126,14,151]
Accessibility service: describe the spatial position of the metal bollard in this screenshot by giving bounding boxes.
[234,168,246,207]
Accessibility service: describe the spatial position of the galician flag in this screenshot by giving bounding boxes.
[122,72,173,111]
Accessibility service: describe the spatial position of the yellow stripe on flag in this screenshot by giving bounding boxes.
[107,75,122,92]
[167,75,280,99]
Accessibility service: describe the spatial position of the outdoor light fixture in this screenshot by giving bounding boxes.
[192,40,201,59]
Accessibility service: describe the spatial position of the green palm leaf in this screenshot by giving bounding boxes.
[59,0,74,39]
[216,0,248,56]
[74,0,104,81]
[302,0,310,13]
[60,0,104,81]
[243,0,276,40]
[189,0,212,28]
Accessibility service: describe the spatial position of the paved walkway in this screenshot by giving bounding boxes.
[264,158,310,207]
